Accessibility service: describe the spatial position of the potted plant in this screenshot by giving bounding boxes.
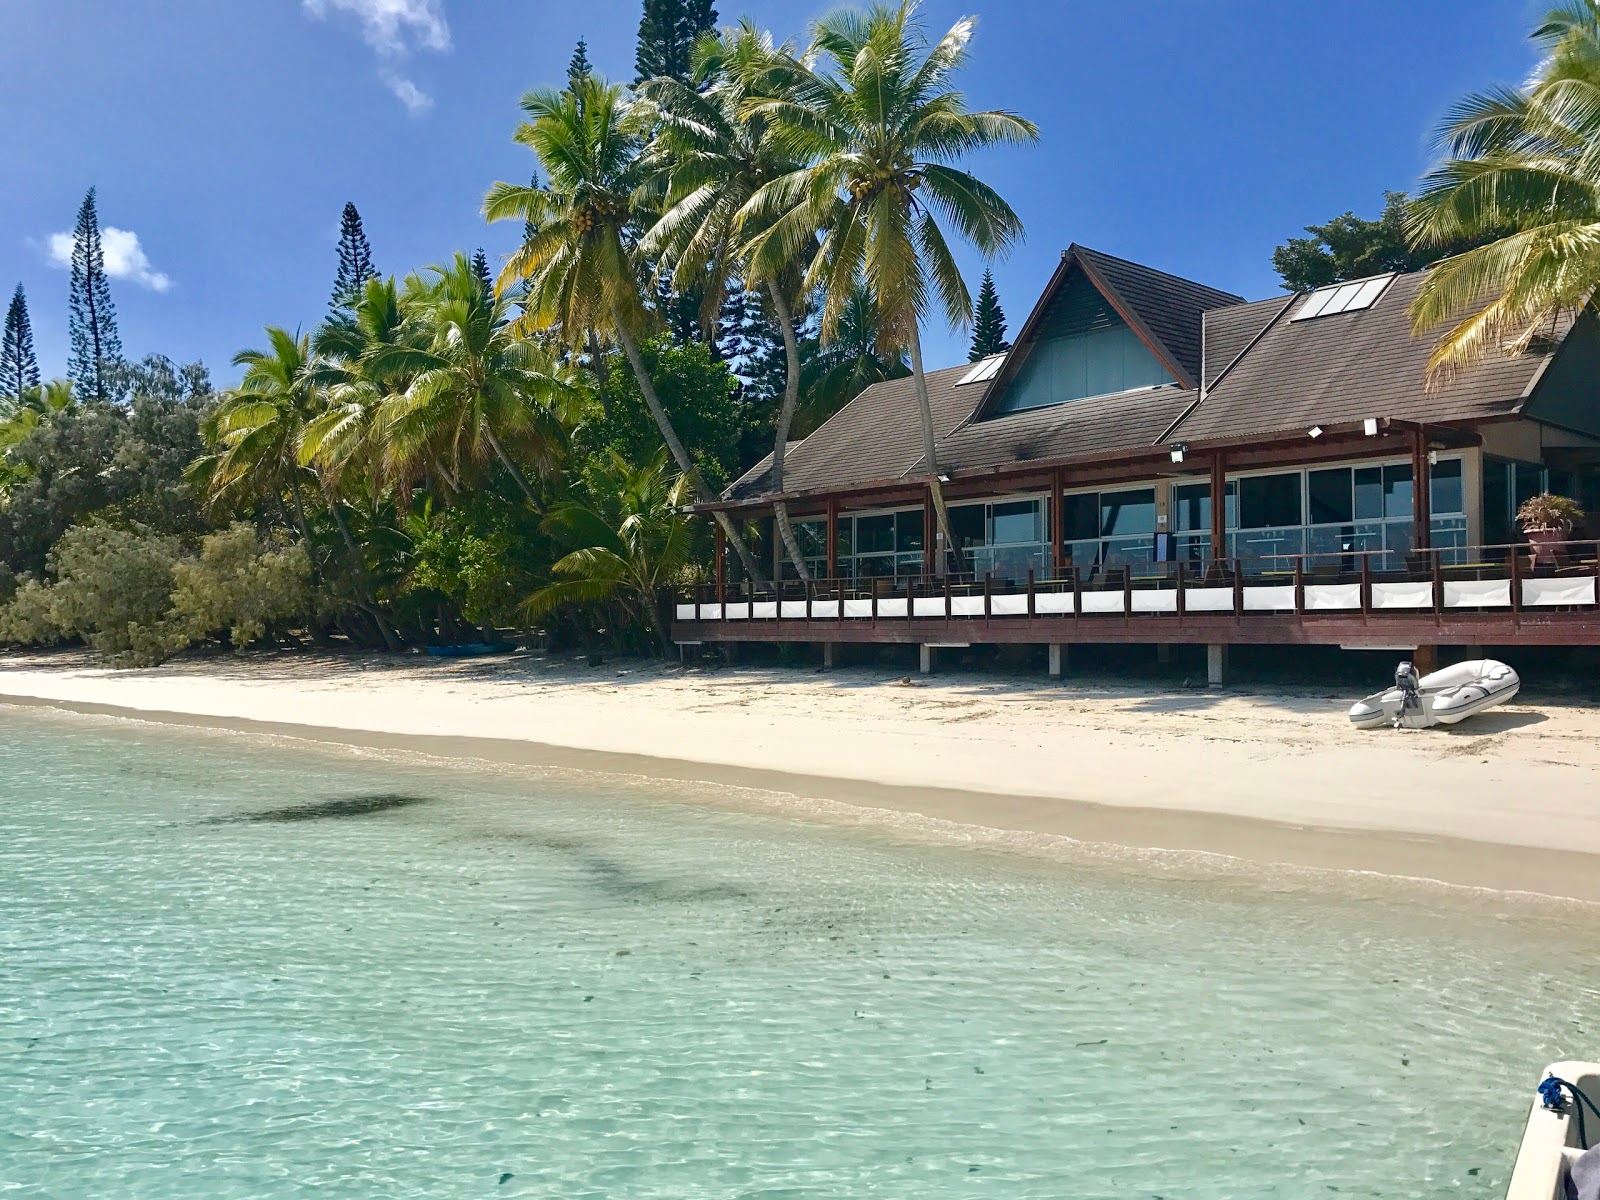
[1515,492,1586,568]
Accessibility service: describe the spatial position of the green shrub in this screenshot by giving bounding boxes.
[168,525,313,650]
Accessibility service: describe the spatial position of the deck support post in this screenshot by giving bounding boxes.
[822,641,837,670]
[920,644,936,675]
[1411,644,1438,675]
[1207,643,1228,687]
[1048,643,1065,678]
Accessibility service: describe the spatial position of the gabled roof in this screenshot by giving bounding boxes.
[1167,270,1568,444]
[970,245,1242,419]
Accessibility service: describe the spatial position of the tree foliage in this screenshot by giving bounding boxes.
[67,188,122,402]
[968,269,1009,360]
[2,284,40,402]
[635,0,718,84]
[331,202,378,313]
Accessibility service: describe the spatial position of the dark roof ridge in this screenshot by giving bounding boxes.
[1069,243,1246,306]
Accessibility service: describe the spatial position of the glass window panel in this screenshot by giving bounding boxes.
[1350,276,1391,309]
[1353,467,1384,520]
[1515,463,1545,507]
[895,509,924,552]
[948,503,985,550]
[1382,463,1413,519]
[795,520,826,558]
[1237,473,1302,529]
[1323,281,1365,314]
[1171,482,1210,532]
[1483,459,1512,546]
[991,499,1041,545]
[1548,469,1577,502]
[1429,458,1463,516]
[1100,488,1156,537]
[1292,290,1333,321]
[1308,468,1353,524]
[856,555,895,578]
[1061,493,1100,541]
[855,513,895,554]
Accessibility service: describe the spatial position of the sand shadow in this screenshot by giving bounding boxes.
[202,792,433,824]
[1441,710,1549,735]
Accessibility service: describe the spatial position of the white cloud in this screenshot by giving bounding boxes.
[45,227,173,292]
[303,0,449,115]
[302,0,449,56]
[383,72,433,115]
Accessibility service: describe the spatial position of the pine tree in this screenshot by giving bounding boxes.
[67,187,123,402]
[330,202,378,312]
[471,247,493,300]
[2,283,40,403]
[635,0,718,83]
[968,269,1010,361]
[568,37,593,90]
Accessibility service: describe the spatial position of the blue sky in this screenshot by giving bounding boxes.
[0,0,1547,387]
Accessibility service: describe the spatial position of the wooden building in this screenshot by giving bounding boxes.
[673,246,1600,679]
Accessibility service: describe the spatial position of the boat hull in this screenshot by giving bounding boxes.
[1348,659,1520,729]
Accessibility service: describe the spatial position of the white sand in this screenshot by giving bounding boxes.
[4,650,1599,901]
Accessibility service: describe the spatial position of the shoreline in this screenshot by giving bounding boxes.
[4,651,1600,904]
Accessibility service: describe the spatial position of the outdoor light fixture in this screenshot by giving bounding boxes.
[936,473,951,484]
[1307,425,1323,439]
[1429,450,1439,466]
[1363,417,1380,436]
[1168,443,1188,463]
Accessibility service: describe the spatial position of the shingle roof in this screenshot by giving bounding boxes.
[935,384,1197,473]
[1072,246,1244,386]
[1168,270,1560,443]
[724,361,979,501]
[1201,295,1293,388]
[720,254,1578,509]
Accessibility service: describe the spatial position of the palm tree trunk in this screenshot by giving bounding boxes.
[908,326,955,577]
[484,425,541,509]
[587,331,612,419]
[328,499,403,652]
[611,315,768,586]
[766,285,811,584]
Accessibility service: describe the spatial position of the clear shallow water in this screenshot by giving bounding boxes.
[1,708,1595,1198]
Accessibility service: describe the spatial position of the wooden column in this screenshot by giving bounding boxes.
[1412,427,1432,553]
[1050,468,1065,579]
[825,497,839,581]
[923,487,936,579]
[1209,454,1227,567]
[714,521,726,603]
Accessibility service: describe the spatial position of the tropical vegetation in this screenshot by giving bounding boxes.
[0,0,1033,664]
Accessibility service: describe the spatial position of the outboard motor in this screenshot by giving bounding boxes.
[1393,660,1423,728]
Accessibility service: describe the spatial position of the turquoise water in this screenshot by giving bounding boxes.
[1,707,1595,1198]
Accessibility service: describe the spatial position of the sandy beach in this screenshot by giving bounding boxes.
[3,649,1599,903]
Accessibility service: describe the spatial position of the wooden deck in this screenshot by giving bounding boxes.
[673,549,1600,648]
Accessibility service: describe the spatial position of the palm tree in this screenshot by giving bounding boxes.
[201,327,323,542]
[795,279,910,436]
[638,22,819,580]
[372,254,573,509]
[1408,1,1600,378]
[523,447,695,654]
[743,1,1037,573]
[482,74,768,584]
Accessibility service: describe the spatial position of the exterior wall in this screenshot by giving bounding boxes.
[1523,307,1600,437]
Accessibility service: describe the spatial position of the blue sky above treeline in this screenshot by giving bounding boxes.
[0,0,1545,385]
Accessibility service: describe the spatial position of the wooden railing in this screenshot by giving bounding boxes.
[675,540,1600,624]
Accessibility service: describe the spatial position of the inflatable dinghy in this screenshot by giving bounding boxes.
[1348,659,1520,730]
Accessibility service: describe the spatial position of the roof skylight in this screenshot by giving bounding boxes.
[956,354,1005,385]
[1290,273,1395,322]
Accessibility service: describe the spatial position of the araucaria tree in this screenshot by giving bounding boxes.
[67,188,123,402]
[568,37,592,90]
[635,0,719,83]
[331,202,378,313]
[744,1,1037,574]
[2,284,40,402]
[968,269,1009,360]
